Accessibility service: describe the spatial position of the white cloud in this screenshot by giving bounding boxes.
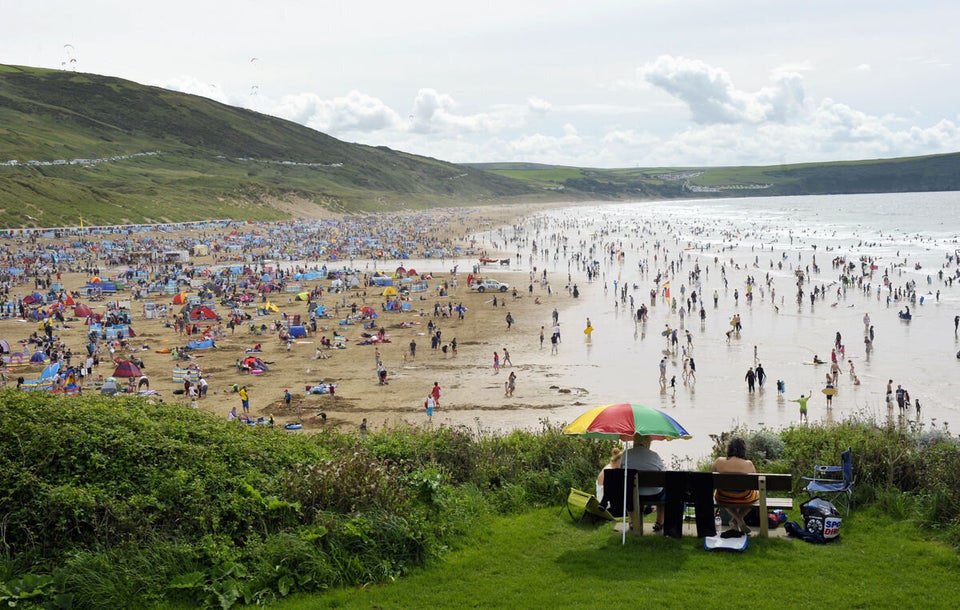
[272,90,402,133]
[527,96,552,115]
[638,55,809,125]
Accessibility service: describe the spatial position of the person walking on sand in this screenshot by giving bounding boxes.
[239,385,250,418]
[745,367,756,392]
[409,339,416,360]
[431,381,441,408]
[505,371,516,397]
[493,351,500,374]
[791,392,811,424]
[502,347,513,367]
[659,357,667,384]
[505,311,514,329]
[539,326,545,349]
[424,395,435,424]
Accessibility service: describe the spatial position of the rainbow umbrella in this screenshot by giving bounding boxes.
[564,403,691,543]
[563,403,691,441]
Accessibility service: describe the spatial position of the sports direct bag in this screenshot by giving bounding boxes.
[800,497,842,540]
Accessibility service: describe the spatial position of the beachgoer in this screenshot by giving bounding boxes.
[713,437,759,536]
[493,351,500,374]
[791,392,811,423]
[502,347,512,367]
[360,418,368,436]
[505,371,516,397]
[239,385,249,416]
[424,395,435,423]
[621,435,665,532]
[659,358,667,383]
[409,339,417,359]
[431,381,441,408]
[596,446,623,500]
[745,367,756,392]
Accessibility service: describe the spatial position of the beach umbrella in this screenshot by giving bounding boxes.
[564,403,691,441]
[112,360,142,378]
[564,403,691,543]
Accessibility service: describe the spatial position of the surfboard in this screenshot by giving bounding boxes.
[583,326,594,335]
[803,361,825,365]
[822,387,837,396]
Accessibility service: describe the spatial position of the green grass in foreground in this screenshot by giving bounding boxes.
[273,506,959,610]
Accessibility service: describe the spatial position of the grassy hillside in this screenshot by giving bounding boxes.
[0,65,538,227]
[472,151,960,199]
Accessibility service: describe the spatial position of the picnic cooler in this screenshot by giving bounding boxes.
[800,497,842,540]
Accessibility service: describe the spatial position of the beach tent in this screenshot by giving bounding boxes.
[74,303,95,318]
[382,286,398,297]
[288,325,307,338]
[172,293,190,304]
[113,361,143,378]
[295,291,311,301]
[188,306,219,321]
[40,361,61,380]
[242,356,269,371]
[30,351,49,364]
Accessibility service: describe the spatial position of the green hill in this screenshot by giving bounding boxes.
[471,152,960,199]
[0,65,538,227]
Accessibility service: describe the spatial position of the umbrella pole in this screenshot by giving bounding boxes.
[622,443,628,545]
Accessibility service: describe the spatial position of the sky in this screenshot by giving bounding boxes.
[3,0,959,168]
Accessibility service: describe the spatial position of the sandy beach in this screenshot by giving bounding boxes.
[4,192,959,466]
[0,203,592,437]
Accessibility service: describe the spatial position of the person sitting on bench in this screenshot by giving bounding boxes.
[713,437,759,536]
[622,434,666,531]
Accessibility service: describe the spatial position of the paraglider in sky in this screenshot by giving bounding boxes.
[249,57,260,96]
[62,43,77,71]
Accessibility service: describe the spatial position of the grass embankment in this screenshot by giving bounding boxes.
[287,506,960,609]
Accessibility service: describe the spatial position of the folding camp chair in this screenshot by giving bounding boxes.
[803,447,854,515]
[565,488,615,524]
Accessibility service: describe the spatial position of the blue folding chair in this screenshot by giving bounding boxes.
[803,447,854,515]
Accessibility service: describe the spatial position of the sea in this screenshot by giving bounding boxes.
[356,191,960,465]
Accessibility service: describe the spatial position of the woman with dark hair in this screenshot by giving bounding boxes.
[712,437,759,536]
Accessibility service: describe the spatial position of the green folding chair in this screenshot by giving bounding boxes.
[566,488,616,524]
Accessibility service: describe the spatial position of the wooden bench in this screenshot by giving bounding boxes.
[632,471,793,537]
